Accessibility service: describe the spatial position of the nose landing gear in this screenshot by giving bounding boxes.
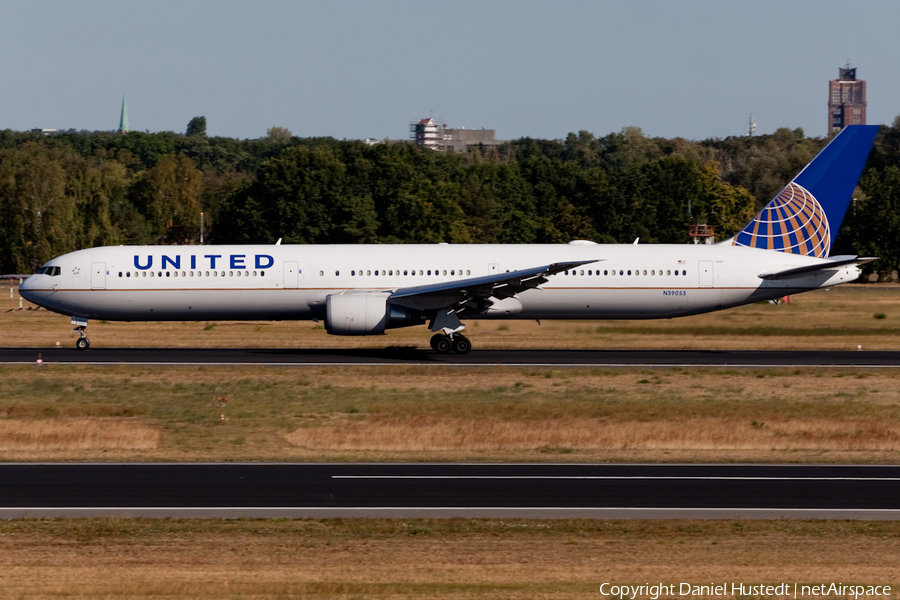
[75,334,90,350]
[71,316,90,350]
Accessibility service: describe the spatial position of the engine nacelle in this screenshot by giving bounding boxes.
[325,293,427,336]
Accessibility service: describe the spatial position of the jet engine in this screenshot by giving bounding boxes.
[325,293,427,335]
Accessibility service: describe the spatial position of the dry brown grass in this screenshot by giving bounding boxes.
[0,519,899,599]
[286,416,900,453]
[0,418,160,451]
[3,365,900,462]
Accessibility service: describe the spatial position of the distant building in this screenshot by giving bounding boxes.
[410,118,443,150]
[410,118,503,152]
[828,65,866,134]
[441,127,500,153]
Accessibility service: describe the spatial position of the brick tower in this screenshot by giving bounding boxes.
[828,65,866,134]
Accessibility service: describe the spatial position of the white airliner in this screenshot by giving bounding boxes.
[20,125,879,353]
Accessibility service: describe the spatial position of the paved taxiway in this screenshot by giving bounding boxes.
[2,463,900,519]
[4,347,900,367]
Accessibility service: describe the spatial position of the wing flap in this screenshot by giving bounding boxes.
[390,260,599,305]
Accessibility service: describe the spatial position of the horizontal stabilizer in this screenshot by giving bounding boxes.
[758,256,877,280]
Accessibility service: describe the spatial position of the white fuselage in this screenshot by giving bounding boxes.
[20,243,860,326]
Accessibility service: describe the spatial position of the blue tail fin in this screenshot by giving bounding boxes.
[730,125,878,257]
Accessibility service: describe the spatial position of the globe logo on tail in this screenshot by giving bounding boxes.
[732,182,830,258]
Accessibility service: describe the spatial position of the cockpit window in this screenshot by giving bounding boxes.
[36,266,61,276]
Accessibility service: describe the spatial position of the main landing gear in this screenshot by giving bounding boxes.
[71,316,90,350]
[428,309,471,354]
[430,332,471,354]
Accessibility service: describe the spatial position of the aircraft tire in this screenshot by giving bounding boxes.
[429,333,442,351]
[432,334,452,354]
[452,335,471,354]
[75,337,90,350]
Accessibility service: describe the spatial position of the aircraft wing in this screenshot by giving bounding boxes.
[758,255,877,280]
[389,260,599,310]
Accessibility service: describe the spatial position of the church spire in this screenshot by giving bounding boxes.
[118,93,129,133]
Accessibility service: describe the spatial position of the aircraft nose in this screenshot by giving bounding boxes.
[18,275,40,301]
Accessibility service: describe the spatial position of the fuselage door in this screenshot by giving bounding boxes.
[698,261,713,288]
[284,261,299,289]
[91,263,106,290]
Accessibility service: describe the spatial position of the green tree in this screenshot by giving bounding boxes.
[839,166,900,280]
[186,116,207,138]
[266,127,292,144]
[0,144,78,272]
[130,154,204,244]
[381,177,470,243]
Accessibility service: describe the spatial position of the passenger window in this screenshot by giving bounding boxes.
[260,272,265,277]
[118,272,122,277]
[579,270,584,275]
[443,270,447,275]
[674,270,679,276]
[451,270,455,276]
[643,270,647,276]
[335,270,340,276]
[604,270,608,276]
[682,270,687,276]
[404,270,408,276]
[627,270,631,276]
[126,272,130,278]
[666,270,671,275]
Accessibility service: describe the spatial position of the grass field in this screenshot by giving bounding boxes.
[0,519,898,600]
[2,364,900,462]
[5,283,900,350]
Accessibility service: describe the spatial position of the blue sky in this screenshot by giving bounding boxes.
[2,0,898,141]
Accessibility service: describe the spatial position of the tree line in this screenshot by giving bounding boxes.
[1,118,899,278]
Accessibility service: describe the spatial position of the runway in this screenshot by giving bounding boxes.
[3,347,900,367]
[2,463,900,519]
